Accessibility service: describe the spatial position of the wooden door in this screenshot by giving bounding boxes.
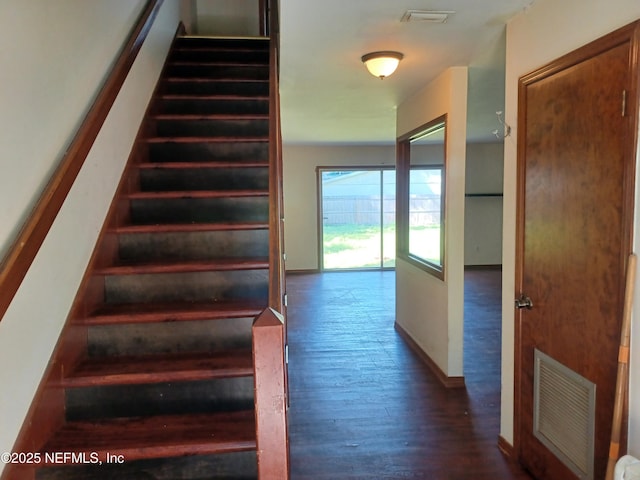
[515,23,639,479]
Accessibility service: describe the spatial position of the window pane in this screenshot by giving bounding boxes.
[408,168,442,265]
[321,170,382,269]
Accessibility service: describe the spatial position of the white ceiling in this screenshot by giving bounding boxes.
[278,0,535,145]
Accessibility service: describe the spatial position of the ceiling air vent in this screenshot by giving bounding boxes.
[400,10,455,23]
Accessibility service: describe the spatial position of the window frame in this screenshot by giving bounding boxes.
[396,114,447,280]
[317,166,396,271]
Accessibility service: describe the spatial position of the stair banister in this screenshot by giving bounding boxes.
[253,0,290,477]
[0,0,164,322]
[267,0,285,314]
[253,308,289,478]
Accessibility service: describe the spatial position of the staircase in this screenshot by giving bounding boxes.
[36,36,274,480]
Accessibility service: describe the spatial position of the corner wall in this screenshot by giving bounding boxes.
[502,0,640,449]
[395,67,468,377]
[0,1,182,473]
[465,143,504,266]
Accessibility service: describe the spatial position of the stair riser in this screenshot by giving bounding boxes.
[166,64,268,80]
[154,118,268,138]
[147,141,268,163]
[157,98,268,116]
[88,317,254,357]
[163,79,268,96]
[170,49,268,64]
[37,451,257,480]
[104,269,269,305]
[66,377,254,421]
[139,166,268,192]
[130,196,269,224]
[118,229,269,262]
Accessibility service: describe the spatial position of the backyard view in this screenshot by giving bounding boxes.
[323,224,441,269]
[321,168,442,270]
[323,225,395,269]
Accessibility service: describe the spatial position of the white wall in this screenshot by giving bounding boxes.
[0,0,147,258]
[0,1,183,473]
[465,143,503,266]
[195,0,259,36]
[181,0,198,34]
[501,0,640,449]
[395,67,468,377]
[282,144,396,271]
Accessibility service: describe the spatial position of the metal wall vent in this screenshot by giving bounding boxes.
[534,349,596,479]
[400,10,455,23]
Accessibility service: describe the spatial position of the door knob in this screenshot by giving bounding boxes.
[515,294,533,310]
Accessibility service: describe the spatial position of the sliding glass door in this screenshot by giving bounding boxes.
[319,168,395,270]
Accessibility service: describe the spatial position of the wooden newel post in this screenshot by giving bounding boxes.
[253,307,289,479]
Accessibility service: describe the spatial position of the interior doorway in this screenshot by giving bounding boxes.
[318,167,395,270]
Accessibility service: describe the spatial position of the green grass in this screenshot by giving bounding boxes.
[322,224,440,269]
[408,226,441,265]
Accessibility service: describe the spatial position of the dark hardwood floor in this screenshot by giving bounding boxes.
[286,269,532,480]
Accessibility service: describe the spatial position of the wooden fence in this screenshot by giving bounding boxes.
[322,195,440,226]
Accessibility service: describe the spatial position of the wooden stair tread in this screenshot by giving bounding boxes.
[164,77,267,83]
[165,78,269,84]
[111,222,269,234]
[97,257,269,275]
[128,190,268,200]
[152,113,268,121]
[169,61,267,66]
[62,350,253,387]
[145,136,268,143]
[40,410,256,462]
[138,161,268,170]
[172,47,267,52]
[159,94,268,101]
[84,300,266,325]
[177,35,268,40]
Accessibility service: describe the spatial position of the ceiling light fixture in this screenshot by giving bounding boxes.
[361,51,404,79]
